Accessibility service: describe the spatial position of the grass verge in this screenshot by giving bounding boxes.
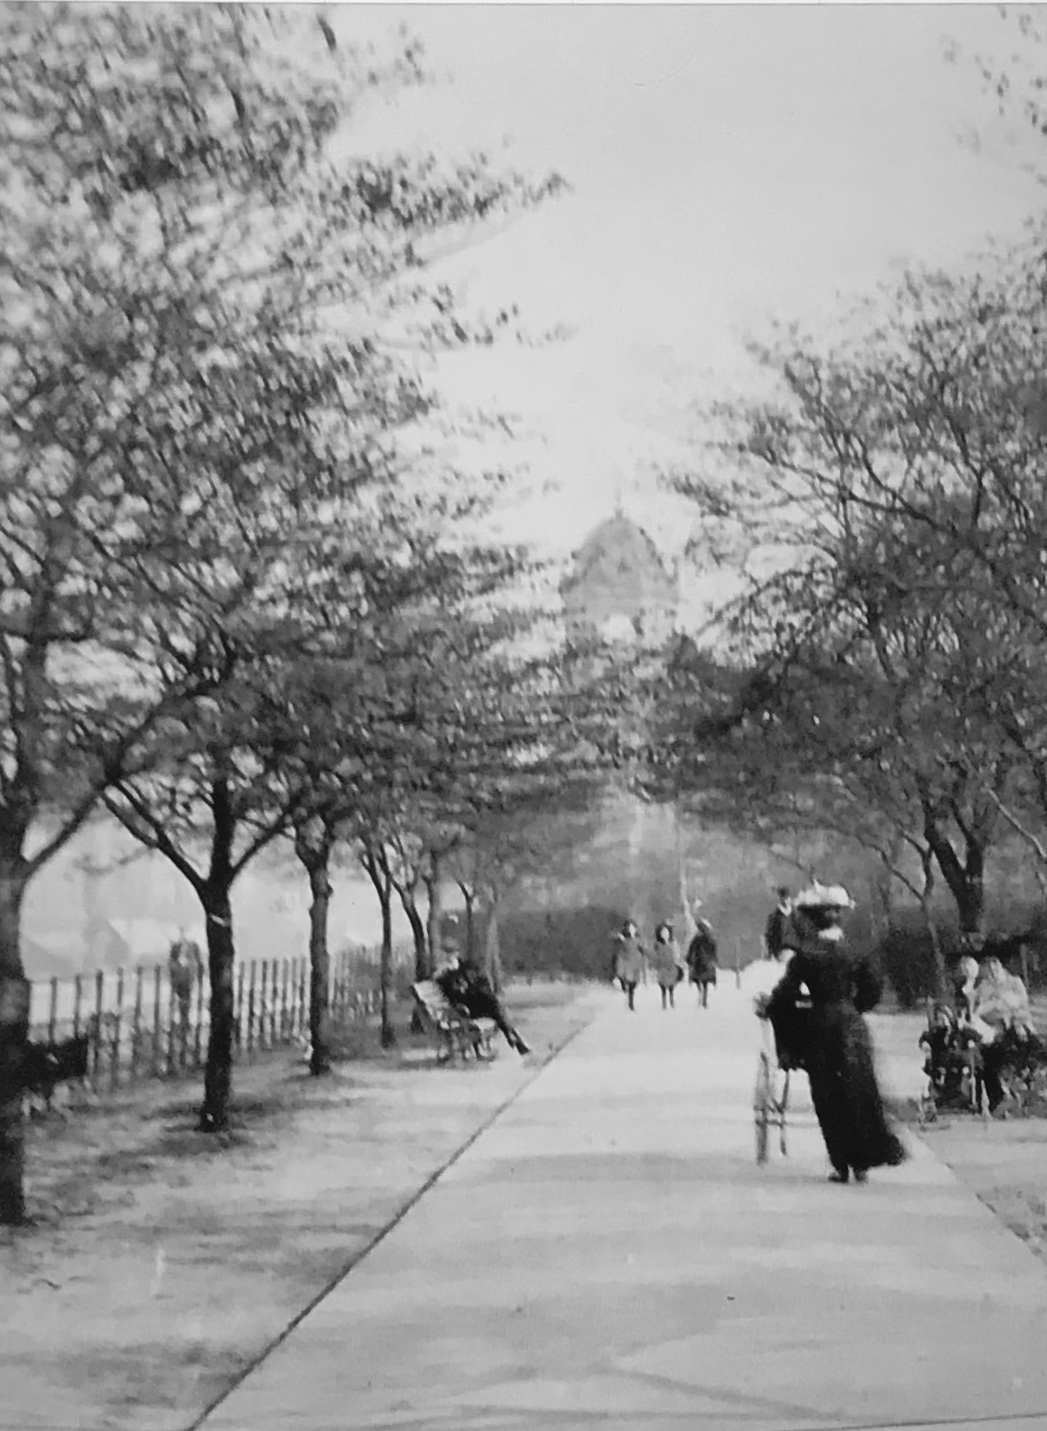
[1,980,602,1431]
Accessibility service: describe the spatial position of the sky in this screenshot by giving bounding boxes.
[333,4,1046,595]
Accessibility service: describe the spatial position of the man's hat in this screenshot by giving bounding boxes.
[794,883,854,911]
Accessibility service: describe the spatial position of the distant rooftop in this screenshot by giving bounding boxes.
[560,513,676,594]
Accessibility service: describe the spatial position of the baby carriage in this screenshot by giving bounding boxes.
[919,1002,985,1119]
[753,986,813,1164]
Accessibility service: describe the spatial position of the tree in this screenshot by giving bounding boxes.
[438,638,609,987]
[357,831,398,1048]
[663,247,1047,948]
[105,669,317,1128]
[293,811,337,1076]
[0,4,565,1205]
[384,825,435,983]
[280,518,537,1058]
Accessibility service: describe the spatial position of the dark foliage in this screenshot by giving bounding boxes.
[876,904,1047,1008]
[499,905,625,980]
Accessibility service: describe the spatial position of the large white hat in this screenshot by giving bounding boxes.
[794,883,855,911]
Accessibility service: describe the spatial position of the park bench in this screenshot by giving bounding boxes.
[411,980,497,1064]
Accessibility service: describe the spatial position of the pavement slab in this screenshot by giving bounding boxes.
[199,982,1047,1431]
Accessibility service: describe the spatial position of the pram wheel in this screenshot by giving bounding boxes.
[754,1050,789,1164]
[754,1053,771,1165]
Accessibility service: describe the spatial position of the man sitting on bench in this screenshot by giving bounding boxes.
[434,954,531,1056]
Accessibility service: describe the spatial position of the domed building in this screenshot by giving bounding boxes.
[560,513,678,647]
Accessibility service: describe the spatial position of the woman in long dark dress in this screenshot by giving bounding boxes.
[762,884,907,1184]
[686,912,719,1009]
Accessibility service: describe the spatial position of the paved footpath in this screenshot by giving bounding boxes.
[201,981,1047,1431]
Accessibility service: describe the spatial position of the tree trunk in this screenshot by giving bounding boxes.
[460,888,477,962]
[199,882,237,1131]
[403,891,429,983]
[424,854,443,966]
[955,876,985,940]
[917,848,948,999]
[0,859,30,1225]
[872,859,895,945]
[295,820,334,1077]
[361,840,397,1050]
[306,852,333,1077]
[923,809,987,938]
[379,885,396,1049]
[401,888,428,1035]
[483,897,503,994]
[199,778,237,1133]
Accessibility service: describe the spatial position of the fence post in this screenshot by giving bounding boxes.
[246,960,257,1058]
[259,960,270,1050]
[264,960,274,1046]
[47,976,58,1045]
[280,958,290,1043]
[165,968,177,1077]
[193,965,205,1070]
[270,960,280,1046]
[152,966,163,1077]
[235,962,245,1056]
[73,973,83,1039]
[298,957,308,1038]
[92,969,105,1079]
[111,967,124,1089]
[130,966,144,1078]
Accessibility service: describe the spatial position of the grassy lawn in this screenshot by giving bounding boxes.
[876,1009,1047,1277]
[8,989,1044,1431]
[919,1115,1047,1265]
[2,979,602,1431]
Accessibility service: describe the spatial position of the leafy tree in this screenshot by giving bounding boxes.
[282,519,538,1057]
[663,249,1047,952]
[0,3,564,1210]
[105,669,317,1127]
[357,831,399,1048]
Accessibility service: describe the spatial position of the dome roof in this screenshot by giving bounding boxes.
[561,514,674,593]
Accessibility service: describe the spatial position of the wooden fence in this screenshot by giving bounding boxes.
[28,946,405,1091]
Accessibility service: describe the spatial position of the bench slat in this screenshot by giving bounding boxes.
[412,982,496,1062]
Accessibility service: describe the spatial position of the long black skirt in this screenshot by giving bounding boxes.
[804,1005,907,1175]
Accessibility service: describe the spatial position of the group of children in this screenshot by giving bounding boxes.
[611,914,719,1010]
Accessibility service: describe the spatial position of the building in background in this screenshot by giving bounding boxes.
[560,511,679,649]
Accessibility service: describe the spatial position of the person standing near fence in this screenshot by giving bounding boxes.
[169,929,202,1032]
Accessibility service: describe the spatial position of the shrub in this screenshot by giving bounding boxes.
[500,905,625,981]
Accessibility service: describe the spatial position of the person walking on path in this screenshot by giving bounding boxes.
[763,887,793,960]
[650,922,685,1010]
[686,907,718,1008]
[612,920,646,1011]
[759,883,907,1185]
